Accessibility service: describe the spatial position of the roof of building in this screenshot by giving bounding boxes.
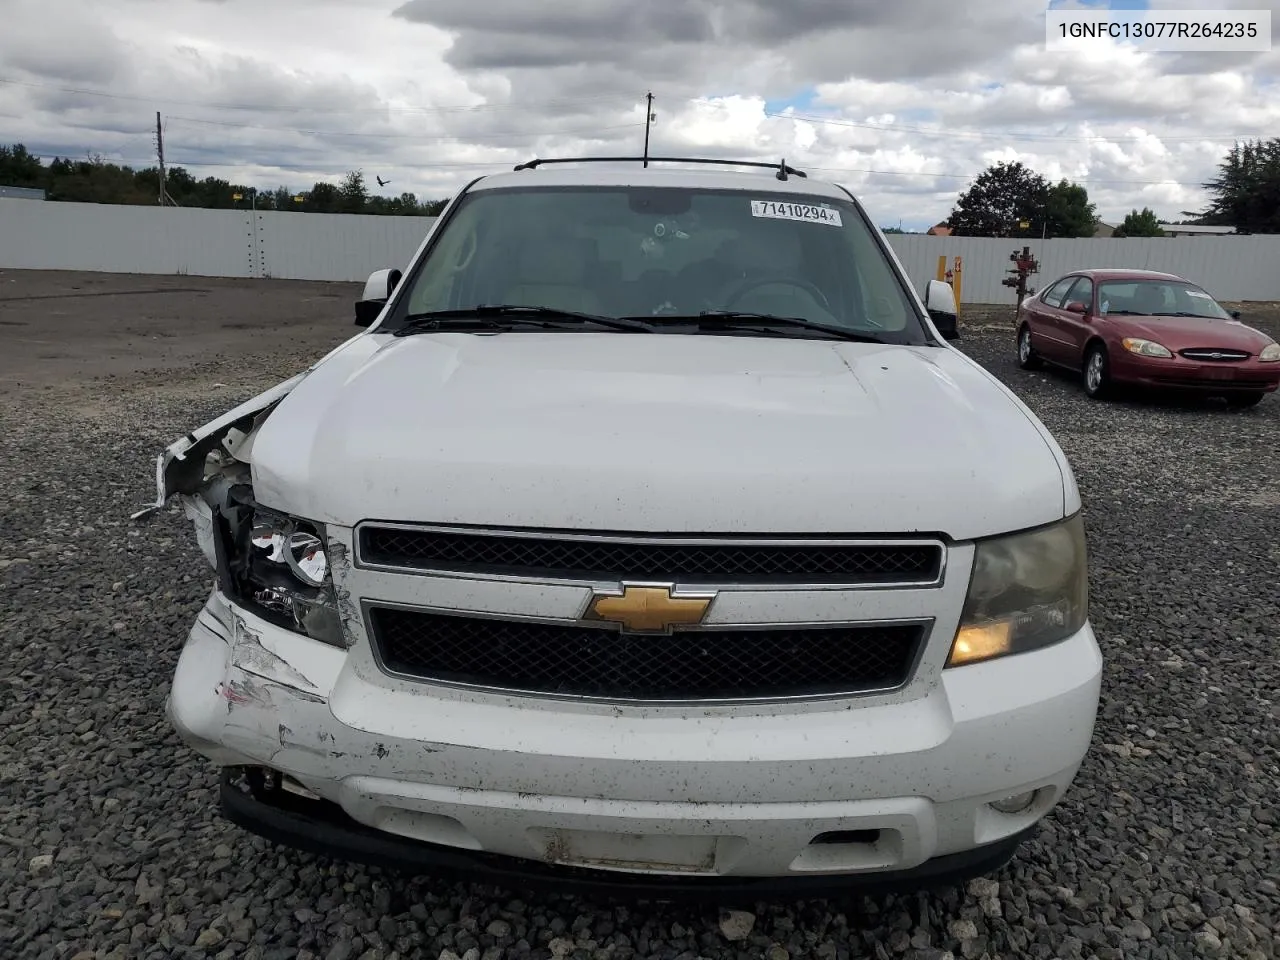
[1156,223,1236,234]
[0,185,46,200]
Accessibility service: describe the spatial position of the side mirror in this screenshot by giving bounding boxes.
[355,268,402,327]
[1231,310,1242,320]
[1065,301,1088,314]
[924,279,959,341]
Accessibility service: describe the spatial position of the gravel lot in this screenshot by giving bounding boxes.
[2,269,1277,960]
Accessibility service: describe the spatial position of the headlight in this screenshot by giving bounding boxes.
[946,513,1088,668]
[223,501,346,648]
[1121,337,1172,358]
[1259,342,1280,362]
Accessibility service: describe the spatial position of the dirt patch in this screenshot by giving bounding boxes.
[0,269,359,401]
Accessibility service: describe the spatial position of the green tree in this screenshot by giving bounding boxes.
[1195,138,1280,233]
[304,181,341,213]
[0,143,44,187]
[338,169,369,214]
[946,161,1048,237]
[1044,180,1097,237]
[1,143,448,215]
[1112,207,1164,238]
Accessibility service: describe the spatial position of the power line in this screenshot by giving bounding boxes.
[27,151,516,170]
[163,115,645,141]
[761,109,1269,145]
[804,165,1209,187]
[682,97,1272,145]
[0,76,635,116]
[4,74,1266,146]
[29,149,1206,189]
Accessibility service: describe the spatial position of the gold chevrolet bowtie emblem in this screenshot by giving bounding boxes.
[585,584,715,634]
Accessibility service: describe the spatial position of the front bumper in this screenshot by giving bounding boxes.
[169,590,1102,889]
[219,766,1036,899]
[1110,352,1280,392]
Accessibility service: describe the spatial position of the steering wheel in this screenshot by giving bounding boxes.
[716,275,832,312]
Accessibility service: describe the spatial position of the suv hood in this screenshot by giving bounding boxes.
[170,331,1067,541]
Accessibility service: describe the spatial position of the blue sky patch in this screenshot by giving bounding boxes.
[764,87,818,114]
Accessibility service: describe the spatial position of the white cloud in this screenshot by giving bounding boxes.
[0,0,1275,228]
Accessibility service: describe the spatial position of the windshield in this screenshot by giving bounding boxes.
[1097,279,1233,319]
[384,184,930,344]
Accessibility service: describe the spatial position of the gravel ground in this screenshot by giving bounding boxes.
[1,270,1278,960]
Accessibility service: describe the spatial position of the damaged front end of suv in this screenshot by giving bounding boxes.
[134,372,350,673]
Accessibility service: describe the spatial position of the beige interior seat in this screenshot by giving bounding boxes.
[502,238,604,314]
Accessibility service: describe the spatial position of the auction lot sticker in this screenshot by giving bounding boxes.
[751,200,843,226]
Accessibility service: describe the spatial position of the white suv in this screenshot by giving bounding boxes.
[142,157,1101,897]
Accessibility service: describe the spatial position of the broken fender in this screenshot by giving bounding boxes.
[131,373,307,521]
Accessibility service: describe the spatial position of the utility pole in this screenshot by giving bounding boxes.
[155,111,167,206]
[643,92,654,167]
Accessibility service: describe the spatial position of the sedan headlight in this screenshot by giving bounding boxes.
[1121,337,1172,358]
[217,494,346,648]
[946,514,1089,668]
[1259,342,1280,362]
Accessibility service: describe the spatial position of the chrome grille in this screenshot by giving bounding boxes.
[368,606,927,702]
[1179,348,1250,362]
[356,525,944,586]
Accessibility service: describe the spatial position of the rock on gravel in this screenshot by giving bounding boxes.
[718,908,756,941]
[1,283,1278,960]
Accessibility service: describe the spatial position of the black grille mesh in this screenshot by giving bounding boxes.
[359,527,941,584]
[370,607,924,700]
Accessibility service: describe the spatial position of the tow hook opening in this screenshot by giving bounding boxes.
[233,765,322,804]
[810,829,881,846]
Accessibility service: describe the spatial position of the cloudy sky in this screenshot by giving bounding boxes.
[1,0,1277,230]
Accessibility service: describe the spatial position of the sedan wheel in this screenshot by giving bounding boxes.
[1083,344,1111,399]
[1017,325,1042,370]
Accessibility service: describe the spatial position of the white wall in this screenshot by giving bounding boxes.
[885,234,1280,304]
[4,197,1280,301]
[255,209,437,281]
[0,198,437,282]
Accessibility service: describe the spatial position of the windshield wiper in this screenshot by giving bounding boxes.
[630,311,888,344]
[395,305,654,336]
[1101,309,1146,316]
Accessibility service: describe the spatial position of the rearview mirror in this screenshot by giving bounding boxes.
[924,279,959,341]
[355,268,402,327]
[1065,301,1088,314]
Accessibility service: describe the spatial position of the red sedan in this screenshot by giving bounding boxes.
[1015,268,1280,407]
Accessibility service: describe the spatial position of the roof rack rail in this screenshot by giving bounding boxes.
[511,156,807,180]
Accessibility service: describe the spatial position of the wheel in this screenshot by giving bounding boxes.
[1083,343,1111,399]
[1225,392,1264,409]
[1017,325,1042,370]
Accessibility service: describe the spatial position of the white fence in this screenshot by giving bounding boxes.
[885,234,1280,304]
[4,197,1280,302]
[0,198,436,283]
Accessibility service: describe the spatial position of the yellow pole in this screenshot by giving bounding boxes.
[936,255,947,282]
[953,256,963,320]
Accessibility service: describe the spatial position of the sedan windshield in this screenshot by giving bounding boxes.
[384,184,930,344]
[1097,279,1233,320]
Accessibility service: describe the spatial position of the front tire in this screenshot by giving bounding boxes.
[1083,343,1112,400]
[1017,325,1042,370]
[1226,392,1264,409]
